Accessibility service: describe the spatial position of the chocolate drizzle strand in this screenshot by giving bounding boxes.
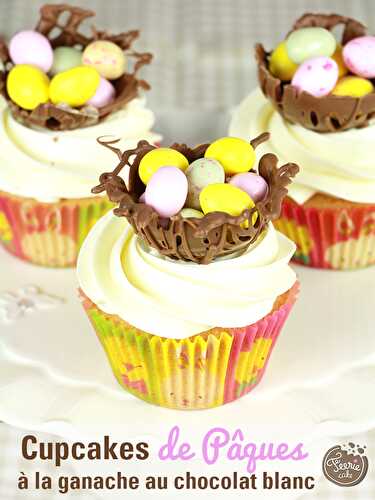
[256,13,375,133]
[0,4,152,131]
[93,135,299,265]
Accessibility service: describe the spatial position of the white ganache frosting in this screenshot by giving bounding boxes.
[229,89,375,205]
[0,97,161,202]
[77,211,297,339]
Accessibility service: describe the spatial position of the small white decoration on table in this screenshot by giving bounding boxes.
[0,285,64,324]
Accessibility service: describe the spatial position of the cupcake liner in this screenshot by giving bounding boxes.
[0,190,113,267]
[274,198,375,270]
[80,282,299,410]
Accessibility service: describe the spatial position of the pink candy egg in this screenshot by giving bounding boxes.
[343,36,375,78]
[87,77,115,108]
[291,56,338,97]
[9,30,53,72]
[229,172,268,202]
[145,166,188,217]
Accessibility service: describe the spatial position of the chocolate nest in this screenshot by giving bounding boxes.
[92,134,299,264]
[256,13,375,132]
[0,4,152,131]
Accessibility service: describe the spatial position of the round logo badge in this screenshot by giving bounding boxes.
[322,443,368,487]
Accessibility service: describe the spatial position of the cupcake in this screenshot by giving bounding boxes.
[0,3,160,267]
[230,13,375,270]
[78,133,299,409]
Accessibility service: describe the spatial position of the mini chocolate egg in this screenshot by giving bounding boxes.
[139,148,189,185]
[269,41,298,81]
[229,172,268,202]
[332,76,374,97]
[185,158,225,210]
[199,183,257,224]
[204,137,255,175]
[50,46,82,76]
[82,40,127,80]
[145,166,188,217]
[87,77,115,108]
[7,64,49,110]
[49,66,100,107]
[9,30,53,72]
[180,208,204,219]
[286,27,336,64]
[332,45,348,78]
[291,56,338,97]
[343,36,375,78]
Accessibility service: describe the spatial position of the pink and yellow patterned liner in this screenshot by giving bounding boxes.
[80,282,299,410]
[0,190,113,267]
[274,198,375,270]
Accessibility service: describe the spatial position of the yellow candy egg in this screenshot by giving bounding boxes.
[49,66,100,107]
[199,183,257,225]
[332,45,348,78]
[139,148,189,185]
[7,64,49,110]
[269,41,298,81]
[332,76,374,98]
[82,41,127,80]
[204,137,255,175]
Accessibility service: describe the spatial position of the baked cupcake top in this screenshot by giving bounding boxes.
[256,13,375,133]
[93,134,299,264]
[0,3,152,131]
[0,3,160,202]
[229,12,375,206]
[77,133,298,337]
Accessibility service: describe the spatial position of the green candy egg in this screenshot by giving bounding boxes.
[185,158,225,210]
[50,47,82,76]
[180,208,204,219]
[286,27,336,64]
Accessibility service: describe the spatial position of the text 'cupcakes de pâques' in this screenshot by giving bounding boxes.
[0,3,160,267]
[230,13,375,270]
[77,133,300,409]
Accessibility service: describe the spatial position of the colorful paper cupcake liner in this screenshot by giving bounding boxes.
[274,198,375,270]
[80,282,299,410]
[0,191,113,267]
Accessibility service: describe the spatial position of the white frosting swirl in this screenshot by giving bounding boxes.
[77,212,297,339]
[0,97,161,202]
[229,89,375,204]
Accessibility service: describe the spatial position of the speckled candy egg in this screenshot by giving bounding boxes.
[291,56,338,97]
[199,183,257,224]
[82,40,127,80]
[343,36,375,78]
[50,46,82,76]
[49,66,100,107]
[9,30,53,72]
[269,41,298,81]
[332,76,374,97]
[87,77,115,108]
[286,27,336,64]
[204,137,255,175]
[185,158,225,210]
[229,172,268,202]
[145,166,188,217]
[139,148,189,185]
[180,208,204,219]
[7,64,49,110]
